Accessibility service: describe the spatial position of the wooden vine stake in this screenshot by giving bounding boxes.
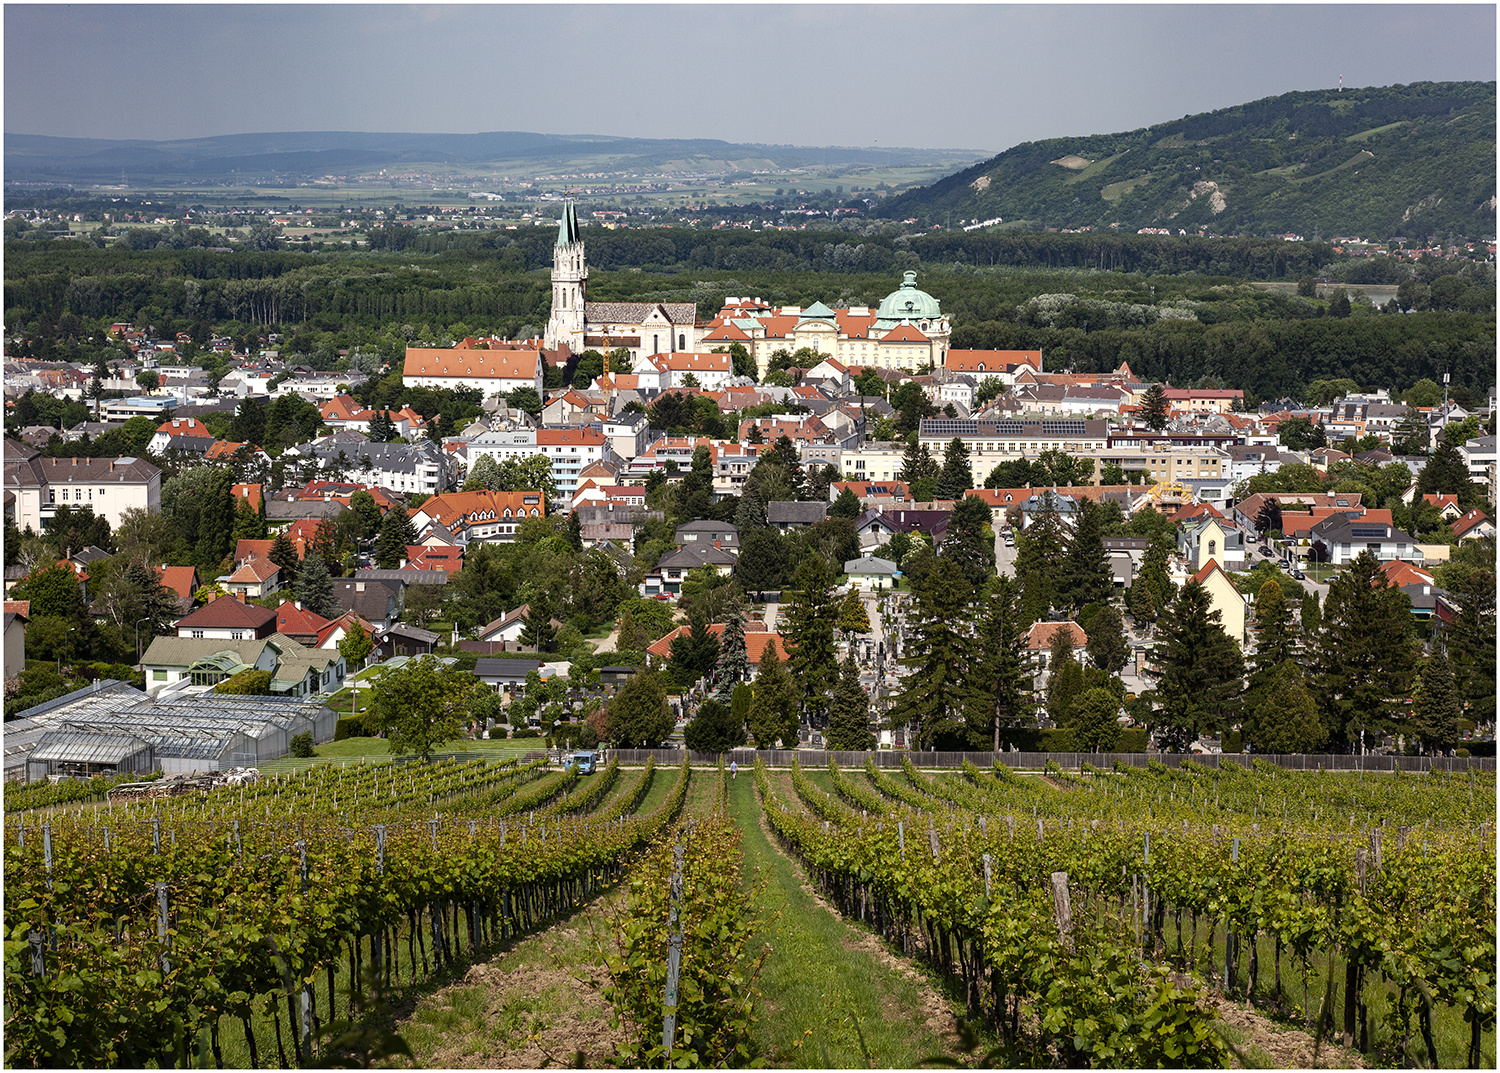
[661,839,687,1063]
[1050,872,1073,949]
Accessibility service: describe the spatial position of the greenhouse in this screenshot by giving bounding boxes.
[3,685,335,780]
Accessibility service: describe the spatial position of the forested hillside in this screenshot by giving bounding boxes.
[879,82,1496,240]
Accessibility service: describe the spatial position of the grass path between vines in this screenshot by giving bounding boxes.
[728,771,968,1068]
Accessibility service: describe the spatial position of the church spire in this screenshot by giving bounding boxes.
[556,198,581,247]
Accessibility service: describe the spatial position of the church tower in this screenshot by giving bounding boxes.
[545,199,587,352]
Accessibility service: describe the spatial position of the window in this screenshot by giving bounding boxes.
[152,670,167,681]
[191,630,204,639]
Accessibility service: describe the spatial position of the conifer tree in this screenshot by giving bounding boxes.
[936,437,974,500]
[1242,660,1326,754]
[1315,551,1417,749]
[374,509,408,569]
[712,607,750,698]
[293,553,337,619]
[1070,687,1122,752]
[1013,491,1068,622]
[1411,647,1461,755]
[828,485,862,519]
[367,409,396,443]
[943,494,995,587]
[1085,604,1130,674]
[1143,580,1244,751]
[267,529,301,586]
[971,575,1032,749]
[892,557,983,749]
[781,553,839,726]
[747,642,799,749]
[1061,497,1112,611]
[1140,383,1170,432]
[683,698,746,753]
[826,651,875,751]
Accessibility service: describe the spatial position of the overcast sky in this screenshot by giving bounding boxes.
[5,4,1495,153]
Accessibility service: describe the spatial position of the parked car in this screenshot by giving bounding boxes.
[1290,568,1306,580]
[1259,545,1274,557]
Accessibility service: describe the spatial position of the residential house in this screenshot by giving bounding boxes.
[376,624,441,660]
[408,488,546,546]
[1026,621,1088,678]
[646,623,787,682]
[843,554,899,590]
[766,500,830,533]
[473,657,545,694]
[673,520,741,556]
[1307,516,1421,565]
[402,344,545,396]
[1450,509,1494,545]
[1178,515,1247,572]
[1186,559,1248,646]
[331,578,401,632]
[174,596,278,641]
[223,557,282,600]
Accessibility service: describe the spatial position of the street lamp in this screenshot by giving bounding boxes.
[135,616,151,666]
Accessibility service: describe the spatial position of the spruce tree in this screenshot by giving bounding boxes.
[892,557,983,750]
[1061,497,1111,611]
[374,510,408,569]
[368,409,396,443]
[195,469,237,570]
[296,553,338,619]
[1315,551,1417,749]
[781,553,839,726]
[1411,647,1461,755]
[1013,491,1068,622]
[1143,580,1245,751]
[972,575,1032,750]
[712,608,750,698]
[268,530,301,586]
[1140,383,1170,432]
[943,494,995,587]
[828,486,862,519]
[1045,627,1087,730]
[936,437,973,500]
[1085,604,1130,674]
[747,643,799,749]
[826,651,874,751]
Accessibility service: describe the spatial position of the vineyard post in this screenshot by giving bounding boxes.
[153,815,161,855]
[982,853,992,896]
[1225,837,1239,993]
[897,821,905,858]
[1050,872,1072,949]
[28,927,46,977]
[661,839,687,1063]
[42,823,53,891]
[156,882,171,974]
[298,840,312,1057]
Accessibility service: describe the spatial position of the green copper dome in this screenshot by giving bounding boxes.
[875,271,942,325]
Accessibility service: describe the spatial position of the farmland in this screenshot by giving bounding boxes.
[4,754,1494,1068]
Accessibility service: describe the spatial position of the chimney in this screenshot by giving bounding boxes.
[295,601,302,611]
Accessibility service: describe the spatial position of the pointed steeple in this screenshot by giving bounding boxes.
[556,199,581,247]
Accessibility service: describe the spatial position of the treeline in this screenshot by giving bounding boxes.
[953,309,1496,405]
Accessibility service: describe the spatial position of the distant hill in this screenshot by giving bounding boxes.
[877,82,1496,240]
[2,130,984,185]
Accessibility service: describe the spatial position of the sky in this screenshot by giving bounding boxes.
[4,4,1495,153]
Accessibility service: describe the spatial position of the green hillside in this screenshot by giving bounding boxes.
[877,82,1496,240]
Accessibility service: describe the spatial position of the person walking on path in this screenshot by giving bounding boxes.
[730,760,738,780]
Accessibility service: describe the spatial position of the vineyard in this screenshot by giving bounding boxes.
[4,754,1494,1069]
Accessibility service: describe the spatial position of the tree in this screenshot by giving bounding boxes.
[374,508,411,569]
[1085,604,1130,674]
[971,575,1033,749]
[348,490,383,540]
[1415,435,1483,510]
[747,643,799,749]
[1129,532,1176,627]
[1142,580,1245,751]
[1013,491,1068,622]
[1070,688,1122,752]
[826,651,874,751]
[1241,660,1325,754]
[936,438,973,500]
[43,505,113,557]
[11,563,86,621]
[668,612,720,687]
[1391,408,1431,456]
[606,667,674,747]
[136,370,160,393]
[268,530,301,586]
[463,454,503,491]
[194,468,237,570]
[781,554,839,726]
[943,494,995,587]
[836,588,870,637]
[520,598,558,654]
[367,409,396,443]
[892,557,982,750]
[1315,551,1418,750]
[683,698,746,753]
[1045,627,1087,729]
[1250,578,1298,673]
[1140,383,1169,431]
[712,608,750,698]
[402,581,445,628]
[367,655,483,761]
[1410,647,1461,755]
[828,486,862,519]
[1254,499,1284,539]
[1060,497,1111,611]
[338,622,375,720]
[898,439,940,489]
[294,552,338,619]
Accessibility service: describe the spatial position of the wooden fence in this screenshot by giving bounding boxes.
[608,748,1495,774]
